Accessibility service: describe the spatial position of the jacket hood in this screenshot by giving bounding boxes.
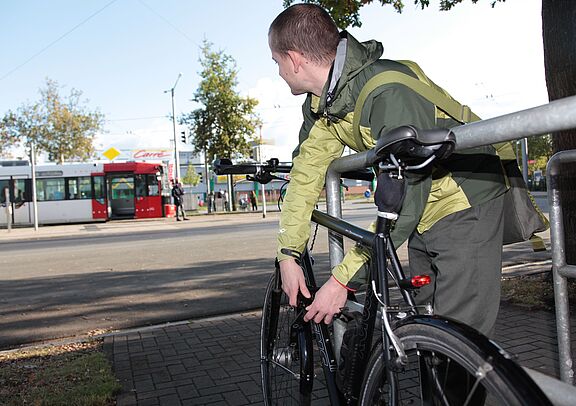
[319,31,383,115]
[338,31,383,86]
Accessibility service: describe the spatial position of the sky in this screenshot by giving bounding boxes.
[0,0,547,162]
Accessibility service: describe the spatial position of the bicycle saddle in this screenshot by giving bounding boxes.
[374,125,456,163]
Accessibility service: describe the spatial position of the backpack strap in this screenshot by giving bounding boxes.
[352,63,480,151]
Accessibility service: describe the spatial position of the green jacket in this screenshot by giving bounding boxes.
[277,32,507,286]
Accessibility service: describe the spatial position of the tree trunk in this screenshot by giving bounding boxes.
[542,0,576,263]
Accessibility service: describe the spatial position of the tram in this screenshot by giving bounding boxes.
[0,161,170,226]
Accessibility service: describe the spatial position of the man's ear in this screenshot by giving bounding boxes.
[286,50,303,73]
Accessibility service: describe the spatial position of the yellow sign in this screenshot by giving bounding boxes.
[216,174,248,184]
[103,147,121,161]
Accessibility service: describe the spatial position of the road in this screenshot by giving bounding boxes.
[0,205,374,349]
[0,194,548,350]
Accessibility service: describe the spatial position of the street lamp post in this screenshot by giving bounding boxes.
[165,73,182,181]
[259,125,267,219]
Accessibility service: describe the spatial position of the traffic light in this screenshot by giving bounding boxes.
[180,131,187,144]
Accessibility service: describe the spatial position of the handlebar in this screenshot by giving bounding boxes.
[213,158,291,175]
[212,126,456,184]
[213,158,376,184]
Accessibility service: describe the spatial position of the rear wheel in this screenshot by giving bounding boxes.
[260,274,312,405]
[360,317,552,406]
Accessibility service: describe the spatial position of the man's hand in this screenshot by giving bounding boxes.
[279,258,311,307]
[304,276,348,324]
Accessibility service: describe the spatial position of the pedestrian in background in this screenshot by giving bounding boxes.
[223,189,230,211]
[250,190,258,211]
[171,179,188,221]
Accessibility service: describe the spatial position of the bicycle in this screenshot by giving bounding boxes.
[214,125,552,406]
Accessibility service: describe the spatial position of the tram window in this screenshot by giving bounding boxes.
[0,180,29,204]
[0,180,8,204]
[135,174,147,198]
[93,176,105,204]
[37,178,65,201]
[66,178,79,199]
[147,174,159,196]
[78,177,92,199]
[12,179,28,205]
[111,177,134,200]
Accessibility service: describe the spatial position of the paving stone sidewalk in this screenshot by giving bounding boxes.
[104,301,576,406]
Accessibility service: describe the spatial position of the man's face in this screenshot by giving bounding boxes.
[270,48,306,96]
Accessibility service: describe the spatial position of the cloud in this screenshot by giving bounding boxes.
[248,77,306,161]
[95,118,175,151]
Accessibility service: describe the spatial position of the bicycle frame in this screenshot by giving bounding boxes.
[283,205,422,405]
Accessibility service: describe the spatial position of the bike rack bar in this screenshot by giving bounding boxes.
[323,95,576,397]
[452,95,576,150]
[547,150,576,384]
[325,150,376,267]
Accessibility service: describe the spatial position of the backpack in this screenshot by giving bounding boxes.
[352,61,549,250]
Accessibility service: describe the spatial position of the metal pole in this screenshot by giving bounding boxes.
[259,126,267,218]
[452,95,576,151]
[30,143,38,231]
[204,148,211,214]
[3,187,10,232]
[170,88,181,181]
[547,150,576,384]
[520,138,529,183]
[261,182,267,218]
[165,73,182,182]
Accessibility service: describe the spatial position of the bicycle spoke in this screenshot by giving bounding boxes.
[359,322,551,406]
[261,275,309,405]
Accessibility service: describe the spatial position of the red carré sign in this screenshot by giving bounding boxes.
[132,150,172,159]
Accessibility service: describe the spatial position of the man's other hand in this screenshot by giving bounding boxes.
[279,258,311,307]
[304,276,348,324]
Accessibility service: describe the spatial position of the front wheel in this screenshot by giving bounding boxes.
[360,316,552,406]
[260,273,313,405]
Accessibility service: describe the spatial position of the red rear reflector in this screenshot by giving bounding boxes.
[411,275,431,288]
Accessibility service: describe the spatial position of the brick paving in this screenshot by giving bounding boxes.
[104,301,576,405]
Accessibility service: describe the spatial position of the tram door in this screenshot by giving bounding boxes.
[0,177,32,226]
[108,174,135,218]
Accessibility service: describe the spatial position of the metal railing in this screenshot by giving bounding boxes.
[547,150,576,384]
[324,95,576,403]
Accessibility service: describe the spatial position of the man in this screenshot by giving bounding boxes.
[269,4,507,336]
[171,179,188,221]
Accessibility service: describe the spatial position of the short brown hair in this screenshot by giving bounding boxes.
[269,4,340,66]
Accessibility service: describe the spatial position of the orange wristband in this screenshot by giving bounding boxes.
[331,275,356,292]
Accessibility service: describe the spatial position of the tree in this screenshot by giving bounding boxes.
[180,40,261,163]
[526,135,553,174]
[542,0,576,262]
[181,164,202,187]
[0,78,104,163]
[284,0,576,261]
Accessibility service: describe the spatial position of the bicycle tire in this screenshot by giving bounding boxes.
[260,274,312,405]
[360,316,552,406]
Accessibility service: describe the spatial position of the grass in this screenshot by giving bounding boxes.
[0,339,121,406]
[501,273,576,310]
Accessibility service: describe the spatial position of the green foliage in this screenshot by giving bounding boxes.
[283,0,505,28]
[182,164,202,186]
[0,78,104,163]
[180,40,261,162]
[0,111,23,156]
[528,135,553,172]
